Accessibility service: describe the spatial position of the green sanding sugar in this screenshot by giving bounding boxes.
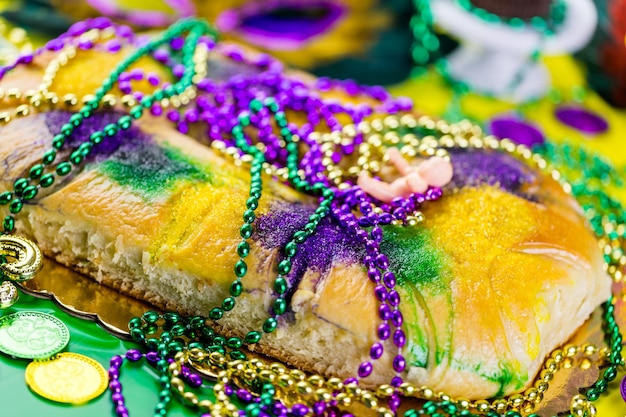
[98,142,212,199]
[462,359,526,398]
[380,224,450,293]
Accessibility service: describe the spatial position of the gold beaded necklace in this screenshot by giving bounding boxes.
[310,114,618,415]
[0,26,207,125]
[0,29,621,415]
[204,112,621,416]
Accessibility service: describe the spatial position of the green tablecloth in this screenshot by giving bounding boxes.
[0,293,196,417]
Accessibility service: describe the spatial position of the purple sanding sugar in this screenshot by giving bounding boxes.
[44,110,152,161]
[254,201,363,301]
[448,149,537,200]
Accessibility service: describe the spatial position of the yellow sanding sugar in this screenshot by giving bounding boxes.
[149,179,275,286]
[50,48,169,97]
[422,186,584,357]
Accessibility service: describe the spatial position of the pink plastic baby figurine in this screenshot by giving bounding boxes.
[357,148,453,203]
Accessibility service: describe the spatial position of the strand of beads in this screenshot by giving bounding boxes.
[0,16,621,417]
[108,349,178,417]
[409,0,601,131]
[126,311,395,417]
[0,19,215,233]
[127,310,613,417]
[313,118,448,390]
[291,113,623,416]
[410,0,565,75]
[532,135,626,412]
[206,105,619,417]
[162,86,420,408]
[177,348,394,417]
[0,17,414,400]
[125,305,618,417]
[0,18,139,124]
[132,36,413,171]
[410,0,441,77]
[205,96,335,349]
[365,114,624,416]
[454,0,567,34]
[206,112,416,407]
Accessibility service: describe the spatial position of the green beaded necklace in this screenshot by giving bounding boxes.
[0,15,622,417]
[207,96,335,347]
[409,0,593,124]
[0,16,336,358]
[455,0,567,34]
[411,0,567,71]
[0,18,217,233]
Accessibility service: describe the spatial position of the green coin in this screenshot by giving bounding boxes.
[0,311,69,359]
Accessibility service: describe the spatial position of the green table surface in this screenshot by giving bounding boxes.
[0,293,197,417]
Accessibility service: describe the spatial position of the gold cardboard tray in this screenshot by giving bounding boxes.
[18,257,155,339]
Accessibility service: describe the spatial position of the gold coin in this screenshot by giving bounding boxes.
[25,352,108,404]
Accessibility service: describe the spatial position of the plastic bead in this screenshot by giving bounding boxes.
[56,162,72,176]
[39,174,55,188]
[0,191,11,205]
[234,260,247,278]
[230,280,243,297]
[222,297,236,311]
[244,331,261,344]
[262,318,277,333]
[8,198,23,214]
[274,277,288,294]
[209,307,223,320]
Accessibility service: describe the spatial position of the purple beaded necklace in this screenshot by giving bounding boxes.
[105,33,420,411]
[1,18,427,415]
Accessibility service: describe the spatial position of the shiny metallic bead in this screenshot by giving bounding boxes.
[183,391,199,406]
[315,388,332,402]
[492,399,508,413]
[276,374,294,388]
[0,281,19,309]
[524,387,539,403]
[361,392,378,409]
[474,400,490,413]
[377,384,395,397]
[377,407,394,417]
[421,386,434,399]
[198,399,213,412]
[295,381,313,396]
[15,105,30,117]
[6,88,21,100]
[269,363,286,374]
[44,92,59,105]
[307,374,324,388]
[326,377,343,391]
[258,370,275,382]
[335,393,351,407]
[62,94,78,107]
[456,398,471,410]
